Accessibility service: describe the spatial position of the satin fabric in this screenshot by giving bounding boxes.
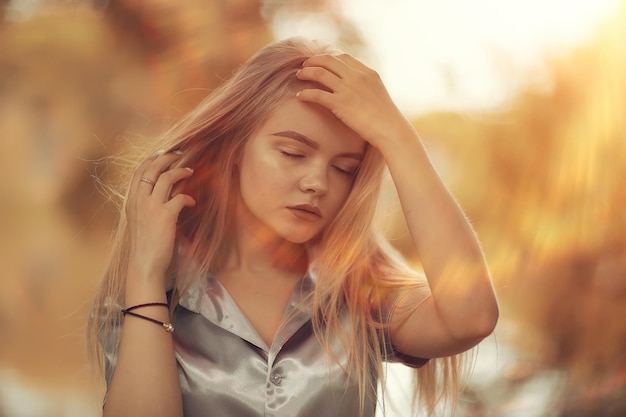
[104,274,427,417]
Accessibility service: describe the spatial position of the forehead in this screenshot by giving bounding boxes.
[258,99,366,152]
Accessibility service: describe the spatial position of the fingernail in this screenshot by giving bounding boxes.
[154,149,165,156]
[296,90,301,98]
[185,167,194,173]
[173,150,183,155]
[296,69,301,77]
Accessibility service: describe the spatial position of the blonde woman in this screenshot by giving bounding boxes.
[88,37,498,417]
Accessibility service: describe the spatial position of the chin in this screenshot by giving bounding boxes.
[278,228,319,245]
[281,234,316,245]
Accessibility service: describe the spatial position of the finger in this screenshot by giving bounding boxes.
[140,152,183,184]
[333,53,370,72]
[165,193,197,218]
[296,66,342,93]
[296,88,335,110]
[130,149,168,183]
[151,166,195,202]
[302,54,349,78]
[132,152,184,195]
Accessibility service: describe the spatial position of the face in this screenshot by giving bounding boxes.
[237,99,366,244]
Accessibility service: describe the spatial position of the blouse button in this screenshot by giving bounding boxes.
[270,372,282,386]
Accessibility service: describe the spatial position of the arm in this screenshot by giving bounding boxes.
[103,152,195,417]
[296,54,499,357]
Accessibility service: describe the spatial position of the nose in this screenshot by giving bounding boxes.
[299,167,328,195]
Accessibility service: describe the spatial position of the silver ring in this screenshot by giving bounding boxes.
[140,177,156,186]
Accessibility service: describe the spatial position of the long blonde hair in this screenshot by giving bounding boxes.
[88,37,467,415]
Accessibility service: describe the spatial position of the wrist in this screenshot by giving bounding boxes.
[124,268,169,305]
[373,117,420,154]
[378,129,429,167]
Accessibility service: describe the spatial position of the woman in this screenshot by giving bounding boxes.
[88,37,499,417]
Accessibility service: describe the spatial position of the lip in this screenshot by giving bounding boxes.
[288,204,322,221]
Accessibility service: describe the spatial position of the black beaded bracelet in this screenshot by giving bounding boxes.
[122,303,174,332]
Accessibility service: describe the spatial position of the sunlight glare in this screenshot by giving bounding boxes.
[338,0,622,115]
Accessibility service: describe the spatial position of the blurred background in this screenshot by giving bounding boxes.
[0,0,624,416]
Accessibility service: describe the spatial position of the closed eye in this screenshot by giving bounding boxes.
[333,165,356,176]
[280,150,305,159]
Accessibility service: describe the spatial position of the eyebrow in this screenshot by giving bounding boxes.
[271,130,364,160]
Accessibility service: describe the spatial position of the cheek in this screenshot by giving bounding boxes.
[327,178,353,213]
[239,163,262,201]
[239,153,284,199]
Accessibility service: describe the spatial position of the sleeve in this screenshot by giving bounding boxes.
[95,305,123,406]
[99,289,175,405]
[101,329,120,396]
[379,291,430,369]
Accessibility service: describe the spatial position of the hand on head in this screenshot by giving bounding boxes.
[295,54,410,149]
[125,150,196,286]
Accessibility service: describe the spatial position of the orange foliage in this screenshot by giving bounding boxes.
[406,4,626,411]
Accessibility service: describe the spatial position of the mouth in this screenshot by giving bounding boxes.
[288,204,322,219]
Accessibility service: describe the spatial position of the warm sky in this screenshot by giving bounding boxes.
[273,0,622,115]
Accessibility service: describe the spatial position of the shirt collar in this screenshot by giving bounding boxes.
[178,272,315,354]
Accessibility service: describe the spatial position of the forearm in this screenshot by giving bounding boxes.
[103,268,183,417]
[294,51,497,347]
[381,122,498,339]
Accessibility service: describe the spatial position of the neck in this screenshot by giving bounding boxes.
[223,200,308,276]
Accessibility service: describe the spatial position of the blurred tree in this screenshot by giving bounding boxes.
[0,0,6,21]
[403,3,626,414]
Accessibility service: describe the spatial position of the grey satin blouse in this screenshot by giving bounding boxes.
[103,274,427,417]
